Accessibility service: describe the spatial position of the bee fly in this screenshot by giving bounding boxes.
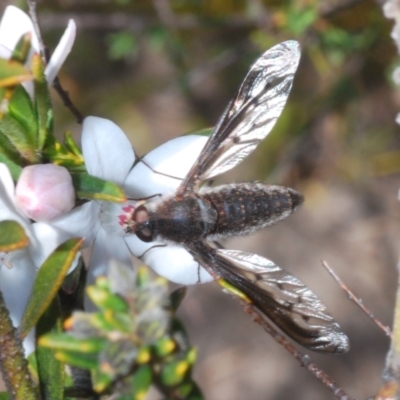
[126,41,349,353]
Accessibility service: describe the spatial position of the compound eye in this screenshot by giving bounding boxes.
[133,204,153,243]
[136,227,153,243]
[134,204,149,223]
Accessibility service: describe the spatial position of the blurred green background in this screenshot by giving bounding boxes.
[2,0,400,399]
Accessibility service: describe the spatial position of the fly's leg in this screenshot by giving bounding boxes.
[127,193,162,201]
[135,155,184,182]
[135,243,167,259]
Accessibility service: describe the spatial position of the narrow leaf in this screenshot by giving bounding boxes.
[131,365,152,400]
[64,131,83,157]
[0,220,29,252]
[0,59,31,87]
[71,173,126,202]
[0,114,39,163]
[36,299,64,400]
[0,145,23,180]
[55,350,99,370]
[11,33,32,64]
[19,238,83,338]
[8,85,37,143]
[32,54,52,150]
[39,333,105,353]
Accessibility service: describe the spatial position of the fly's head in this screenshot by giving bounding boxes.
[132,204,154,243]
[100,200,154,243]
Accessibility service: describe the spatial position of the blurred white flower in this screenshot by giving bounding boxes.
[15,164,75,221]
[50,116,212,285]
[0,164,79,355]
[0,5,76,91]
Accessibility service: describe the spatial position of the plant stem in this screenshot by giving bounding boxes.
[0,291,39,400]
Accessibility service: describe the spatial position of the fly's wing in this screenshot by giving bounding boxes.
[186,242,349,354]
[177,41,301,195]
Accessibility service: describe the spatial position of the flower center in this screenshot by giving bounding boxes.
[99,201,136,236]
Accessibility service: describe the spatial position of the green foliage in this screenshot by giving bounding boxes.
[36,300,65,400]
[70,172,127,202]
[19,238,84,339]
[32,54,53,151]
[106,31,138,60]
[40,264,203,399]
[0,58,31,87]
[0,220,29,252]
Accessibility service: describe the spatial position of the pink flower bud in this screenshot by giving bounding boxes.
[15,164,75,221]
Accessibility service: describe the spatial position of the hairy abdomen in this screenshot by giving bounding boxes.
[200,183,303,239]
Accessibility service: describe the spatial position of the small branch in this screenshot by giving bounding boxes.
[241,302,355,400]
[321,260,392,338]
[52,77,84,124]
[0,291,39,400]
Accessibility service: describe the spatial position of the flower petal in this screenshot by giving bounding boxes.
[0,164,30,228]
[124,135,208,198]
[0,251,36,355]
[49,201,101,247]
[82,117,135,184]
[125,235,213,285]
[29,222,79,272]
[0,6,39,56]
[45,19,76,84]
[89,227,132,278]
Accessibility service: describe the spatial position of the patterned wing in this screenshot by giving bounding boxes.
[186,242,349,353]
[177,41,301,194]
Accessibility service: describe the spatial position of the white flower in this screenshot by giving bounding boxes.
[0,5,76,90]
[50,116,213,285]
[0,164,79,355]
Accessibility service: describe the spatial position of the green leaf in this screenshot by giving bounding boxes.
[43,135,85,168]
[0,113,39,163]
[131,365,152,400]
[71,173,126,202]
[86,286,129,312]
[19,238,84,338]
[54,350,99,370]
[11,33,32,64]
[0,152,22,180]
[0,392,11,400]
[154,337,176,357]
[0,220,29,252]
[160,359,190,386]
[32,54,52,151]
[8,85,37,144]
[64,131,83,158]
[91,368,114,393]
[0,58,31,87]
[39,334,106,354]
[36,298,65,400]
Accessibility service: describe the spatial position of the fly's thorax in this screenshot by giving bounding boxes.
[199,182,303,239]
[138,193,218,244]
